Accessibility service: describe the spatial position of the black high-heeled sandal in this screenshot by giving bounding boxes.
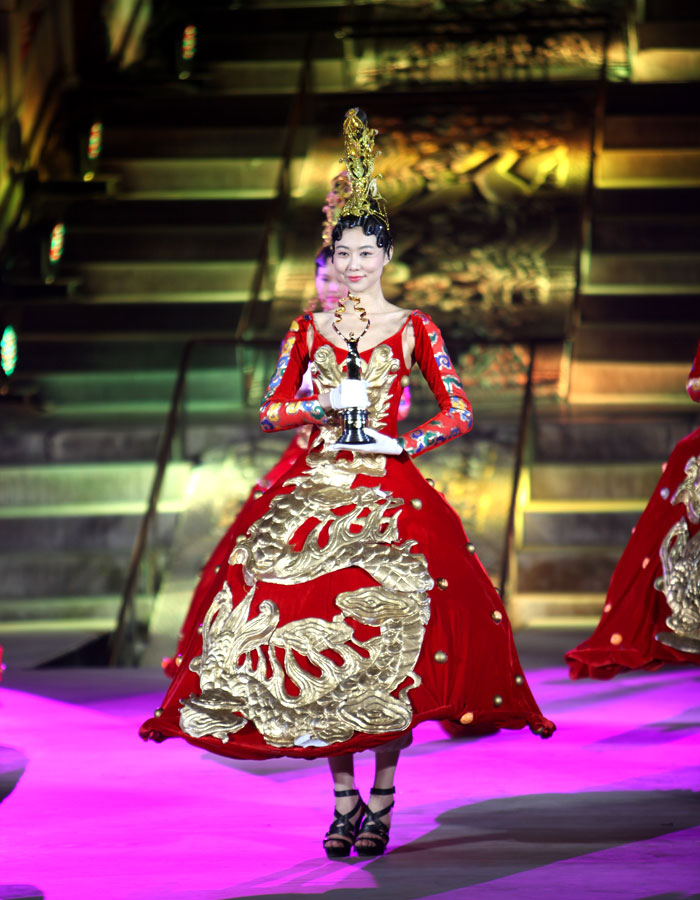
[323,788,365,859]
[355,786,395,857]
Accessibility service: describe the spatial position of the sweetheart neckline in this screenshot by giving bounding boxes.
[310,310,415,358]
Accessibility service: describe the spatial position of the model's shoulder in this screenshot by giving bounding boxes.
[289,312,313,332]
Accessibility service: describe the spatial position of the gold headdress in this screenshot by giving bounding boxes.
[340,108,390,229]
[321,170,352,248]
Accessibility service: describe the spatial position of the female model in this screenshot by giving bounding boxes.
[142,109,554,858]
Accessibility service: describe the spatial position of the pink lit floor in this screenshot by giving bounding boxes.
[1,631,699,900]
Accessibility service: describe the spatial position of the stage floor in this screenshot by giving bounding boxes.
[1,630,698,900]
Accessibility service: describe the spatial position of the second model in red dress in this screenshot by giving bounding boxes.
[566,341,700,678]
[142,310,554,759]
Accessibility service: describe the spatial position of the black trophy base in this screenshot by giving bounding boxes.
[335,406,376,446]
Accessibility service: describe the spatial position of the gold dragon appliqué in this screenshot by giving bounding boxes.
[180,344,433,748]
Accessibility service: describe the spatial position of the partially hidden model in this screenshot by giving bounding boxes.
[567,340,700,678]
[141,108,554,859]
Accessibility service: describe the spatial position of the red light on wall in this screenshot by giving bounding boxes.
[87,121,103,160]
[182,25,197,61]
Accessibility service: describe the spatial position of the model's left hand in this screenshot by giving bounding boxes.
[331,428,403,455]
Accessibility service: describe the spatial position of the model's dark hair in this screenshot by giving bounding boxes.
[314,245,332,269]
[331,207,394,253]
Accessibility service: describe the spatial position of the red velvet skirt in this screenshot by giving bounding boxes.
[142,447,554,759]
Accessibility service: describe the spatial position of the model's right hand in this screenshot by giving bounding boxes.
[330,379,370,410]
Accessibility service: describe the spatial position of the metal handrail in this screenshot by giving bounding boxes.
[498,344,536,607]
[108,336,278,665]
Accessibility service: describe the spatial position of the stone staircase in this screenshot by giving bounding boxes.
[3,0,700,662]
[512,68,700,627]
[1,13,311,665]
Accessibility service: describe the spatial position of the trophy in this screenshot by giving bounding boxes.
[336,336,376,446]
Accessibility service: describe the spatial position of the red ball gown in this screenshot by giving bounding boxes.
[141,311,554,759]
[566,341,700,679]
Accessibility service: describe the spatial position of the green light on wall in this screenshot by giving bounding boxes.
[1,325,18,377]
[182,25,197,61]
[87,121,103,160]
[49,223,65,263]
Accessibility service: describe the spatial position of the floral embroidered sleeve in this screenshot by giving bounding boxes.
[687,340,700,403]
[398,311,473,457]
[259,315,327,432]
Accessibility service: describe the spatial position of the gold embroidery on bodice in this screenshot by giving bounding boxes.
[180,342,432,747]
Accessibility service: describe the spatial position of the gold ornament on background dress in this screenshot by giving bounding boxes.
[180,344,431,747]
[655,520,700,654]
[340,108,390,228]
[655,454,700,654]
[670,455,700,524]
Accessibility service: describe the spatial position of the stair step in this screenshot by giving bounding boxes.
[525,499,647,514]
[534,414,696,461]
[0,461,190,509]
[568,360,690,399]
[0,552,131,599]
[579,294,700,324]
[605,82,700,117]
[597,149,700,187]
[72,88,294,129]
[0,619,116,669]
[62,225,264,263]
[70,260,258,295]
[58,197,271,228]
[645,0,700,21]
[591,216,700,253]
[100,157,282,193]
[103,126,287,159]
[516,547,619,592]
[586,252,700,289]
[15,338,268,374]
[31,368,246,404]
[530,462,662,501]
[603,115,700,149]
[522,510,640,548]
[0,422,252,465]
[0,514,176,552]
[572,324,699,363]
[0,597,120,622]
[510,593,604,628]
[637,21,700,51]
[593,187,700,216]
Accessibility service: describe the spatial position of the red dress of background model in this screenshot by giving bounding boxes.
[566,341,700,679]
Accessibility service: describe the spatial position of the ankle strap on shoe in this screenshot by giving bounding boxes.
[333,788,360,797]
[370,786,395,795]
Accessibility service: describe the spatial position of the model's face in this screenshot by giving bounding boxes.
[332,227,391,294]
[315,257,346,311]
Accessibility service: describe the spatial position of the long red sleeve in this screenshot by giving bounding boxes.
[399,311,473,457]
[687,339,700,403]
[259,315,327,432]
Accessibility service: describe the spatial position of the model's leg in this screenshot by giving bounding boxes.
[355,747,400,851]
[324,754,363,853]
